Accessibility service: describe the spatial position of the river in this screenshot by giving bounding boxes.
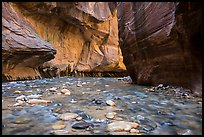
[2,77,202,135]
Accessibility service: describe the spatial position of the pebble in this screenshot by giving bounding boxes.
[76,84,82,87]
[27,94,43,99]
[14,90,22,94]
[73,110,92,120]
[49,87,58,92]
[106,100,116,106]
[15,95,26,101]
[115,117,123,121]
[50,130,69,135]
[52,107,62,113]
[52,124,66,130]
[182,129,193,135]
[136,115,145,120]
[12,117,31,124]
[28,99,52,104]
[105,112,117,119]
[148,88,155,92]
[130,128,139,133]
[157,84,164,89]
[107,121,138,132]
[72,121,94,129]
[58,113,78,121]
[94,99,103,104]
[76,116,83,121]
[61,89,71,95]
[70,99,77,103]
[13,101,24,106]
[25,90,32,93]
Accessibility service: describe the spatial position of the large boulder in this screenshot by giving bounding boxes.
[117,2,202,96]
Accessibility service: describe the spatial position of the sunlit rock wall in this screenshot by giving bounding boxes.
[10,2,126,78]
[2,2,56,81]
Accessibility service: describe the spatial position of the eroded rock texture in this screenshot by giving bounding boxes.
[118,2,202,96]
[7,2,126,79]
[2,2,56,81]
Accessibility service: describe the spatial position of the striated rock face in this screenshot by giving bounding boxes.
[118,2,202,96]
[2,2,56,81]
[6,2,126,79]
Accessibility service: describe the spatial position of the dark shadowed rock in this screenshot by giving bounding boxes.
[117,2,202,96]
[72,121,94,129]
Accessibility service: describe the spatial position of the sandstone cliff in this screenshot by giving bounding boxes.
[2,2,56,81]
[118,2,202,96]
[4,2,126,79]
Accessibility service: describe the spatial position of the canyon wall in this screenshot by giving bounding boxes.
[2,2,126,81]
[2,2,202,97]
[118,2,202,96]
[2,2,56,81]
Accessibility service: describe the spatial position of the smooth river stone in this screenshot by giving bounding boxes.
[72,121,94,129]
[27,94,43,99]
[107,121,138,132]
[52,124,66,130]
[105,112,117,119]
[106,100,116,106]
[14,90,22,94]
[15,95,26,101]
[61,89,71,95]
[28,99,52,104]
[58,113,78,121]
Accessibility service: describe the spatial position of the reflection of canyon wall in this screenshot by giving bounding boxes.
[2,2,126,81]
[118,2,202,96]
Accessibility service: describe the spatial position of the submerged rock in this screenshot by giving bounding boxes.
[70,99,77,103]
[92,99,103,105]
[50,130,69,135]
[12,117,31,124]
[76,116,83,121]
[58,113,78,121]
[105,112,117,119]
[27,94,43,99]
[73,110,92,120]
[106,100,116,106]
[14,91,22,94]
[130,128,139,133]
[181,129,193,135]
[15,95,27,101]
[72,121,94,129]
[49,87,58,92]
[61,89,71,95]
[107,121,138,132]
[13,100,24,106]
[28,99,52,104]
[52,123,66,130]
[76,83,83,87]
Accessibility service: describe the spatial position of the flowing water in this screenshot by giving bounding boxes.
[2,77,202,135]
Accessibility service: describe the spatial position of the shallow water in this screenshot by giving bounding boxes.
[2,77,202,135]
